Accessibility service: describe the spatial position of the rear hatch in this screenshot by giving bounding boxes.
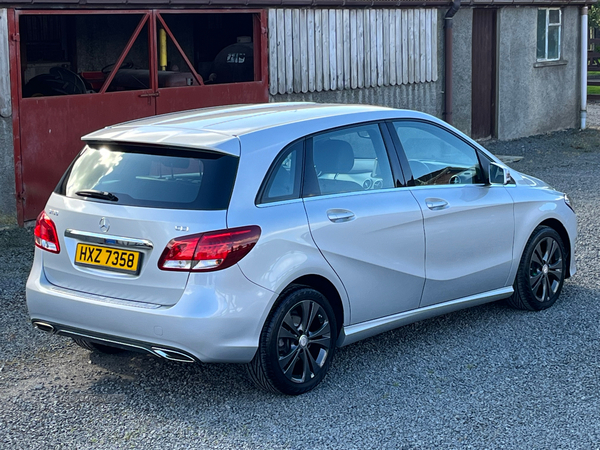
[41,142,238,306]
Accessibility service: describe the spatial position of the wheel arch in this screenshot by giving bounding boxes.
[282,275,345,341]
[539,218,572,278]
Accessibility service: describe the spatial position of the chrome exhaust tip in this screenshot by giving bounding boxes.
[33,321,55,334]
[151,347,195,363]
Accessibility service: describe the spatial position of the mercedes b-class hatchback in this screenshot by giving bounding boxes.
[27,103,576,395]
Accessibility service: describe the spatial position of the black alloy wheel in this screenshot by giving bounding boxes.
[528,236,564,303]
[245,286,337,395]
[276,299,332,384]
[507,226,567,311]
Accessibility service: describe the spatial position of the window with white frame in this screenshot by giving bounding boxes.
[537,9,561,61]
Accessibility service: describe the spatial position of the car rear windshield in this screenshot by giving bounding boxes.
[55,143,239,210]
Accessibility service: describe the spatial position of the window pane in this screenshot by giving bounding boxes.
[548,26,560,60]
[20,14,150,98]
[307,124,395,196]
[58,144,238,210]
[537,10,547,60]
[549,9,560,24]
[261,140,303,203]
[161,13,256,86]
[392,121,483,186]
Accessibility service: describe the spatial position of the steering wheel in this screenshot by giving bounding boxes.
[450,174,462,184]
[450,168,475,185]
[408,160,431,182]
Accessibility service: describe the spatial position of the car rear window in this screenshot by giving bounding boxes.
[55,143,238,210]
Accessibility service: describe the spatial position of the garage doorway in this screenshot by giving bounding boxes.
[9,9,268,223]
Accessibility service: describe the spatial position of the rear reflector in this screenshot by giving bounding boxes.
[158,226,261,272]
[34,211,60,254]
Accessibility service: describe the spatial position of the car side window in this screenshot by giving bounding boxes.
[258,140,303,204]
[304,124,395,197]
[392,121,483,186]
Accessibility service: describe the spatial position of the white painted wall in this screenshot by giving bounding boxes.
[0,8,16,227]
[0,8,11,118]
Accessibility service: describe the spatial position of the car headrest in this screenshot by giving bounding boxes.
[314,139,355,174]
[157,156,190,169]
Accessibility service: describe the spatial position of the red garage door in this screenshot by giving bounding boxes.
[9,9,268,224]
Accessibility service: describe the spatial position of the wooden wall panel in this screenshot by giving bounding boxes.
[268,8,438,95]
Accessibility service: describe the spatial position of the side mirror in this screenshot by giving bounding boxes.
[488,162,510,185]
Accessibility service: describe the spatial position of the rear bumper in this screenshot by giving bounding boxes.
[26,251,277,363]
[31,320,200,362]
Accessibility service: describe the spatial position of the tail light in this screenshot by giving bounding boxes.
[158,226,261,272]
[34,211,60,254]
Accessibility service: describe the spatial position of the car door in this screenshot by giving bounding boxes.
[387,120,515,308]
[302,122,425,325]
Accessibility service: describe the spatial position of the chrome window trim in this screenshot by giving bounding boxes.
[300,183,504,202]
[301,186,399,202]
[406,183,488,191]
[64,229,154,250]
[256,198,304,208]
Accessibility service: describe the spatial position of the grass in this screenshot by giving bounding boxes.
[587,68,600,95]
[588,85,600,95]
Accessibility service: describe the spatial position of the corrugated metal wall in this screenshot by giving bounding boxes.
[268,8,438,96]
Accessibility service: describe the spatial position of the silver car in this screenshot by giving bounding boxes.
[27,103,576,395]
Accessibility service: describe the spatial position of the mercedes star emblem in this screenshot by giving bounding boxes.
[99,217,110,233]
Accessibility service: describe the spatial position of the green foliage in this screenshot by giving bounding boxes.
[587,85,600,95]
[591,5,600,30]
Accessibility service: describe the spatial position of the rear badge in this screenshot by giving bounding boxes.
[175,225,189,232]
[99,217,110,233]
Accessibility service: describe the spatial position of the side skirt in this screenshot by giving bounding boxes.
[338,286,513,347]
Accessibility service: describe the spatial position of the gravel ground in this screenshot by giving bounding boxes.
[2,127,600,449]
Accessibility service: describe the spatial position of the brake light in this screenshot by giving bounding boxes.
[34,211,60,254]
[158,226,261,272]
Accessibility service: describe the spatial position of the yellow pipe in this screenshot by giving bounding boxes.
[159,28,167,71]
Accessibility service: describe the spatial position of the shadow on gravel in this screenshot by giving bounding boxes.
[80,279,594,405]
[87,350,250,398]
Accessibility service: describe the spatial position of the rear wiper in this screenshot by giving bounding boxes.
[75,190,119,202]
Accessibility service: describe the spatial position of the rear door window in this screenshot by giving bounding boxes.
[305,123,395,197]
[56,144,238,210]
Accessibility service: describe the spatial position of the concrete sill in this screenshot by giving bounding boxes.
[534,60,568,68]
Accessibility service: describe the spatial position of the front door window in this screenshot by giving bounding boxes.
[392,121,483,186]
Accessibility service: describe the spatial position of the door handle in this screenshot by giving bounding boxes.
[425,198,449,210]
[327,209,356,223]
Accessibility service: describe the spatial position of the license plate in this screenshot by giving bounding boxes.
[75,243,141,274]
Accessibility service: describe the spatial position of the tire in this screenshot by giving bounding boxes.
[245,287,337,395]
[507,226,567,311]
[72,337,124,354]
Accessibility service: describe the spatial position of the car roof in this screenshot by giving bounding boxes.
[82,102,433,156]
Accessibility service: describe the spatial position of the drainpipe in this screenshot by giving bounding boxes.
[581,6,588,130]
[444,0,461,126]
